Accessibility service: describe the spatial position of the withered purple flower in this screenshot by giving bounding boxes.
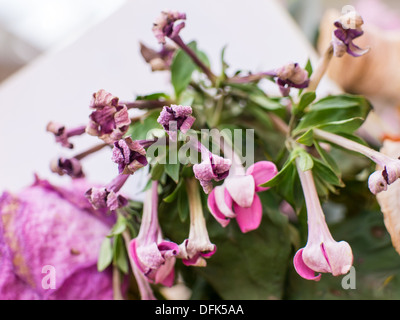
[86,89,131,144]
[152,10,186,45]
[157,104,196,140]
[332,10,369,57]
[85,174,129,212]
[111,137,154,175]
[274,62,310,96]
[50,157,84,179]
[192,141,231,194]
[46,122,86,149]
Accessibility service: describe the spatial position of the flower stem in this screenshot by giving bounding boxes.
[74,143,109,160]
[170,35,217,85]
[306,43,334,93]
[314,129,392,166]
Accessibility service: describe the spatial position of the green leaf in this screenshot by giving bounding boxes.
[305,58,313,77]
[128,111,163,140]
[297,91,316,113]
[163,181,183,203]
[312,157,344,188]
[294,94,372,135]
[314,140,340,176]
[249,93,284,111]
[177,182,189,222]
[296,129,314,147]
[107,213,127,237]
[150,163,165,181]
[113,234,129,274]
[298,150,314,172]
[165,162,180,184]
[98,237,113,272]
[316,117,365,134]
[170,41,209,98]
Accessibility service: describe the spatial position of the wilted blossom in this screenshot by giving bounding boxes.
[85,174,129,212]
[293,164,353,281]
[332,10,369,57]
[128,181,179,288]
[152,10,186,44]
[0,177,118,299]
[112,137,154,175]
[273,62,310,96]
[46,122,86,149]
[50,157,84,179]
[177,178,216,267]
[140,42,176,71]
[192,140,231,194]
[157,104,196,140]
[208,150,277,233]
[86,89,131,144]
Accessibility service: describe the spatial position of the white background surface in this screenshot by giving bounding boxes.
[0,0,335,199]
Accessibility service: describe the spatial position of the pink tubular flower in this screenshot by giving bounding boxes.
[0,177,118,300]
[128,181,179,287]
[207,150,277,233]
[152,10,186,44]
[178,178,216,267]
[332,10,369,57]
[46,122,86,149]
[85,174,129,212]
[293,161,353,281]
[157,104,196,140]
[86,89,131,144]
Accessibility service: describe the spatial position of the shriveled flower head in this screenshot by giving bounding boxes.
[0,177,118,299]
[46,122,86,149]
[274,62,310,96]
[152,10,186,44]
[193,147,232,194]
[111,137,149,175]
[85,174,129,212]
[50,157,84,179]
[86,89,131,144]
[157,104,195,140]
[140,42,176,71]
[332,10,369,57]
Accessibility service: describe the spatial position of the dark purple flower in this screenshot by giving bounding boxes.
[332,10,369,57]
[85,174,129,212]
[46,122,86,149]
[86,89,131,144]
[0,177,119,299]
[157,104,195,140]
[111,137,150,175]
[192,141,231,194]
[152,10,186,44]
[50,157,84,178]
[128,181,179,287]
[274,62,310,96]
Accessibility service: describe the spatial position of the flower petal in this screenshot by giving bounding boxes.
[293,249,322,281]
[207,188,231,228]
[225,175,255,208]
[233,193,262,233]
[246,161,278,192]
